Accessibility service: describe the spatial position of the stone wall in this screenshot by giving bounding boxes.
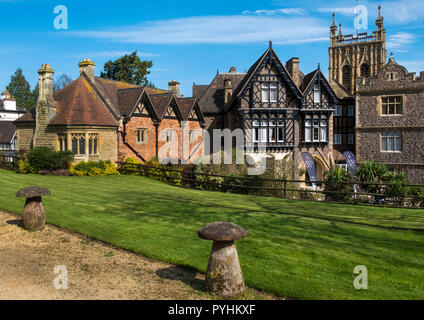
[16,124,35,152]
[356,57,424,183]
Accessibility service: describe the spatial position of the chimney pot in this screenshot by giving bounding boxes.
[168,80,180,97]
[38,63,54,105]
[229,66,237,73]
[79,58,95,80]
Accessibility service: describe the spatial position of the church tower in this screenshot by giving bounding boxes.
[328,5,387,93]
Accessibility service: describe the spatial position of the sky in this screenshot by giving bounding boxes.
[0,0,423,97]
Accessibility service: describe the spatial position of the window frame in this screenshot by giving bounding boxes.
[313,84,321,104]
[381,96,403,116]
[381,131,402,152]
[136,128,148,144]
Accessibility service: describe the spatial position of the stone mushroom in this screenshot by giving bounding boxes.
[198,221,246,297]
[16,186,51,231]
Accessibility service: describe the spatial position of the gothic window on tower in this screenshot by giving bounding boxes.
[342,65,352,92]
[360,64,370,78]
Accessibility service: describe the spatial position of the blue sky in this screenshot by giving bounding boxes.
[0,0,423,97]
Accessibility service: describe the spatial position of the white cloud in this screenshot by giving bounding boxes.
[71,15,328,45]
[317,7,356,16]
[387,32,416,52]
[242,8,305,15]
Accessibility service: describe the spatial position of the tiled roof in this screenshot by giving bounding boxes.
[49,77,118,126]
[176,97,196,120]
[149,93,174,119]
[14,109,36,123]
[197,72,246,114]
[0,121,16,143]
[300,69,319,93]
[193,85,208,99]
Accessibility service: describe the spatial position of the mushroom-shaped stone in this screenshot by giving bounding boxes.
[198,221,246,297]
[16,186,51,231]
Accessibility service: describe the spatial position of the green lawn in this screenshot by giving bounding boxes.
[0,169,423,299]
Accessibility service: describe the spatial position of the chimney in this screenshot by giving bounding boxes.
[229,66,237,73]
[286,57,300,87]
[224,79,232,104]
[38,64,54,105]
[168,80,180,96]
[79,58,95,80]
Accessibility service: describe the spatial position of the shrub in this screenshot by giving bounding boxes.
[16,159,37,174]
[382,170,409,206]
[70,160,119,176]
[409,186,424,208]
[324,166,354,202]
[122,157,142,175]
[27,147,74,172]
[355,161,389,203]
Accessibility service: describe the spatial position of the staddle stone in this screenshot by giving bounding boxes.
[16,186,51,231]
[198,221,246,297]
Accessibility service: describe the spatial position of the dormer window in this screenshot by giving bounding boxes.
[313,84,321,103]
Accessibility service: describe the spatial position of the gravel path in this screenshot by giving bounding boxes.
[0,210,280,300]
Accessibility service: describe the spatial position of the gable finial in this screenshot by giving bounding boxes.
[269,40,272,49]
[331,12,336,26]
[378,5,382,18]
[318,62,321,70]
[338,23,342,36]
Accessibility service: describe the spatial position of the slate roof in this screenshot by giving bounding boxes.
[0,121,16,144]
[196,72,246,114]
[300,69,319,93]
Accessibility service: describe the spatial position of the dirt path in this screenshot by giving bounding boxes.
[0,210,280,300]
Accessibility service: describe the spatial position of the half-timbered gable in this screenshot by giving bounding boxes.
[225,44,303,154]
[300,68,338,144]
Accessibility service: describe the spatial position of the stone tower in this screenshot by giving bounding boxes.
[33,64,57,147]
[328,6,387,93]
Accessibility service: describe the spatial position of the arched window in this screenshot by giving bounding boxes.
[361,64,370,78]
[342,65,352,92]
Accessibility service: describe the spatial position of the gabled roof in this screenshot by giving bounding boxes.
[197,72,246,114]
[176,97,205,123]
[148,93,184,121]
[225,46,303,111]
[49,77,118,127]
[301,68,339,104]
[0,121,16,144]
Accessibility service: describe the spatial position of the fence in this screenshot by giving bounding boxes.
[116,162,424,209]
[0,153,17,170]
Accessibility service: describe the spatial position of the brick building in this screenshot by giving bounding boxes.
[356,55,424,183]
[14,60,205,163]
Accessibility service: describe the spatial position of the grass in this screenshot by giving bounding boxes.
[0,169,423,299]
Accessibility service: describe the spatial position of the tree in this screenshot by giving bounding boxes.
[6,68,37,110]
[53,74,73,94]
[100,51,153,86]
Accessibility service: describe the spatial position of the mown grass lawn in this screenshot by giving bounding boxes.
[0,169,423,299]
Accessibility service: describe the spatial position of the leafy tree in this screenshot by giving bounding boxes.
[100,51,153,86]
[324,166,354,201]
[6,68,37,110]
[53,74,73,94]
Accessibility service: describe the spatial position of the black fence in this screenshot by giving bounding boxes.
[0,153,17,170]
[116,162,424,209]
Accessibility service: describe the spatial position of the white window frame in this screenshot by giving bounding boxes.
[252,120,259,142]
[381,131,401,152]
[277,120,285,142]
[270,84,278,103]
[261,83,270,103]
[313,84,321,104]
[268,120,276,142]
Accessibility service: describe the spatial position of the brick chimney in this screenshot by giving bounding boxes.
[168,80,180,96]
[286,57,301,87]
[224,79,232,104]
[229,66,237,73]
[38,64,55,105]
[79,58,95,80]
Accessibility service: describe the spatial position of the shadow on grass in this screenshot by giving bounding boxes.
[156,266,205,292]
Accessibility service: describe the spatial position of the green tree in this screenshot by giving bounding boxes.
[100,51,153,86]
[6,68,37,110]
